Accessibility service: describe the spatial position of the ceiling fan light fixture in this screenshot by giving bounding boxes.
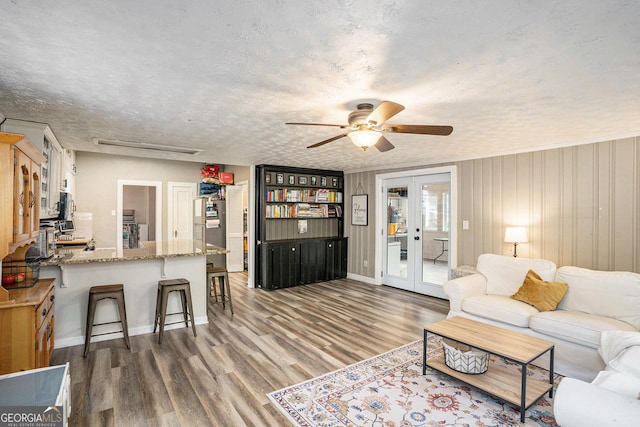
[349,130,381,150]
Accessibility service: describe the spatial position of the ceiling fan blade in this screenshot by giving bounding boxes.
[381,124,453,136]
[307,133,348,148]
[366,101,405,125]
[374,135,395,152]
[286,122,348,128]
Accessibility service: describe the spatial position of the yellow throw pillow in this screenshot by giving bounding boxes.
[511,269,568,312]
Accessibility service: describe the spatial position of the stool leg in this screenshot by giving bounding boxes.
[184,287,197,338]
[179,289,189,327]
[116,293,131,349]
[224,273,233,314]
[212,276,219,302]
[84,295,97,358]
[158,288,169,344]
[153,286,161,334]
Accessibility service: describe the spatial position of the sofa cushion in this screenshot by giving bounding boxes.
[608,346,640,379]
[599,330,640,364]
[462,295,538,327]
[530,310,637,348]
[477,254,557,296]
[592,370,640,399]
[556,266,640,329]
[511,269,568,311]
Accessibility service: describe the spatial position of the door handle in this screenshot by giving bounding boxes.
[414,236,420,240]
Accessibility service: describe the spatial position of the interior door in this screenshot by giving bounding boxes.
[225,185,245,272]
[383,172,453,298]
[168,182,196,240]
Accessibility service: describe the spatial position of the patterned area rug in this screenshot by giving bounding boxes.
[268,337,561,426]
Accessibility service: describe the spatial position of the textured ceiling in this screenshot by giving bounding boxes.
[1,1,639,172]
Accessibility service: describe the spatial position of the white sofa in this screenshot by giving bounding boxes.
[554,331,640,426]
[443,254,640,382]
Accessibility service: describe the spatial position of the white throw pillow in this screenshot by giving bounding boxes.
[476,254,557,296]
[609,346,640,380]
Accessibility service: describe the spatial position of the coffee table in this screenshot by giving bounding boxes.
[422,316,554,423]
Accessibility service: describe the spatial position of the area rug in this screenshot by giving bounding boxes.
[268,337,561,426]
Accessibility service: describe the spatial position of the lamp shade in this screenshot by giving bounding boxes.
[348,130,381,150]
[504,227,528,243]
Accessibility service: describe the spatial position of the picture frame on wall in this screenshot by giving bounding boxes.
[265,173,271,184]
[298,176,308,185]
[331,177,338,187]
[351,194,368,226]
[321,176,327,187]
[276,173,284,184]
[288,175,295,185]
[311,176,317,185]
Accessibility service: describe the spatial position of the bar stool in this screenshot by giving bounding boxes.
[207,264,233,314]
[84,284,130,358]
[153,278,197,344]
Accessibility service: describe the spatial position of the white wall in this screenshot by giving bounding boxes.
[75,152,202,248]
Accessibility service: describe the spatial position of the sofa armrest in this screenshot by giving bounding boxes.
[554,378,640,427]
[443,273,487,313]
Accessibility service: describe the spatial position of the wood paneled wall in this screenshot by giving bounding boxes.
[345,136,640,278]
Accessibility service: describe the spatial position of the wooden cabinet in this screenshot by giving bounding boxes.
[1,120,64,219]
[0,278,55,374]
[0,132,44,259]
[255,165,347,290]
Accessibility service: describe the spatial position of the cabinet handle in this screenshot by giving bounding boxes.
[19,192,24,206]
[29,191,35,208]
[42,307,47,317]
[291,247,296,251]
[50,294,55,303]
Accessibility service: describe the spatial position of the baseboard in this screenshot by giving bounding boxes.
[347,272,380,285]
[54,316,209,349]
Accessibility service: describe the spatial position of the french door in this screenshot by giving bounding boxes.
[381,169,455,298]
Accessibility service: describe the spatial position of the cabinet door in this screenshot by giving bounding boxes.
[13,149,32,243]
[30,161,40,238]
[300,240,326,284]
[326,238,348,280]
[262,242,300,289]
[35,310,54,369]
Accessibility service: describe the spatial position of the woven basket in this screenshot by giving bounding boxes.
[442,338,489,374]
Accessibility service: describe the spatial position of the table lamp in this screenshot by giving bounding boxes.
[504,227,527,257]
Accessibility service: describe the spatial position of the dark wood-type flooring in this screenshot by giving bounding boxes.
[51,273,449,426]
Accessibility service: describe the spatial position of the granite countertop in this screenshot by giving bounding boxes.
[42,240,228,266]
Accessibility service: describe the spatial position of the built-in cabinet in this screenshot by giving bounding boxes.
[255,165,347,290]
[0,132,45,259]
[1,119,69,219]
[0,279,55,374]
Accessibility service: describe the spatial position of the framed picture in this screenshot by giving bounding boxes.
[265,173,271,184]
[331,177,338,187]
[311,176,317,185]
[320,176,327,187]
[276,173,284,184]
[288,175,295,185]
[352,194,368,226]
[298,176,308,185]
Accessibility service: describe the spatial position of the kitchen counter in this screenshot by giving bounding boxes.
[39,240,228,348]
[42,239,228,266]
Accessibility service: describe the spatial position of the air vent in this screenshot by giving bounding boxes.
[95,138,203,155]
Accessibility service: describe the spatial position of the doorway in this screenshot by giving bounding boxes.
[377,166,457,299]
[116,180,162,252]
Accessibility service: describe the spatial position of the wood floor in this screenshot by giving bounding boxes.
[51,273,449,426]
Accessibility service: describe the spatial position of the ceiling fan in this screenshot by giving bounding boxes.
[286,101,453,152]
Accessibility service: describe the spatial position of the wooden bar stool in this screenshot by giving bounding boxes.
[207,264,233,314]
[84,284,130,358]
[153,278,197,344]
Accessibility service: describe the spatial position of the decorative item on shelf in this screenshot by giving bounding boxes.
[504,227,528,257]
